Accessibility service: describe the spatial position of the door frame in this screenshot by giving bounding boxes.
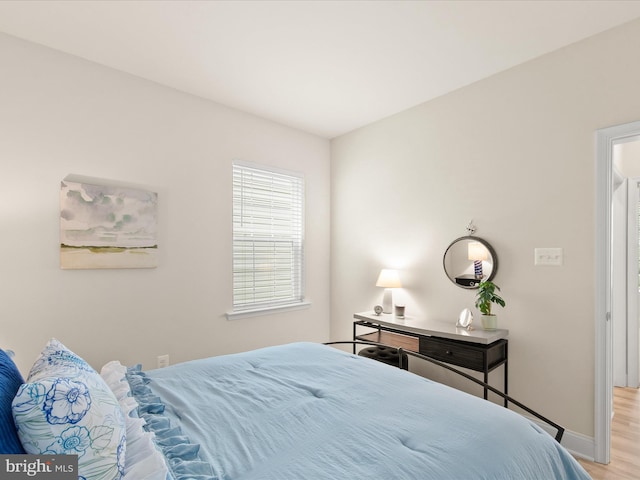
[627,179,639,388]
[595,120,640,463]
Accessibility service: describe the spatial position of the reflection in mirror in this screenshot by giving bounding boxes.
[443,236,497,289]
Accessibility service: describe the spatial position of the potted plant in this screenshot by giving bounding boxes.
[474,280,506,331]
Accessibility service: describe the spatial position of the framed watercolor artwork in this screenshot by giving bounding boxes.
[60,179,158,269]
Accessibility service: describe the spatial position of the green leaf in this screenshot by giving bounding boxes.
[475,280,506,314]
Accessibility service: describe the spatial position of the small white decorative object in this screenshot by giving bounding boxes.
[374,305,383,315]
[466,220,477,235]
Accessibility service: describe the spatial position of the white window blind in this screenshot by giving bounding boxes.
[232,162,304,313]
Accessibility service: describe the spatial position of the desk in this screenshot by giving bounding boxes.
[353,312,509,405]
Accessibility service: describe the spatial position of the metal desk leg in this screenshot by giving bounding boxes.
[504,343,509,407]
[352,322,356,354]
[484,371,489,400]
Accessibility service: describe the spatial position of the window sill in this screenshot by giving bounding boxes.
[226,301,311,320]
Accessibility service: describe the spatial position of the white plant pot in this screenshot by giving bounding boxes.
[481,314,497,331]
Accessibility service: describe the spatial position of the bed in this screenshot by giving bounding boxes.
[1,339,591,480]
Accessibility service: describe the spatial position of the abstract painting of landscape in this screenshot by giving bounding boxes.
[60,180,158,269]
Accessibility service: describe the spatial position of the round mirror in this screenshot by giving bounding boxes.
[456,308,474,329]
[443,236,497,289]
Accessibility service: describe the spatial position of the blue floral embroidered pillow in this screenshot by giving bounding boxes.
[27,338,95,379]
[12,339,125,480]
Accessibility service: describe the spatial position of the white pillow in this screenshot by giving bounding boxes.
[12,339,126,480]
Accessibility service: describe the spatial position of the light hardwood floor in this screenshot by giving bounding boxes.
[576,387,640,479]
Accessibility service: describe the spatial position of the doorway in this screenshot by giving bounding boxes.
[595,121,640,464]
[611,141,640,390]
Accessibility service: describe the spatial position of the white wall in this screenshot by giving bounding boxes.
[331,17,640,443]
[0,33,331,374]
[614,140,640,177]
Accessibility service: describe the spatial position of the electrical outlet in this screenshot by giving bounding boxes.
[157,354,170,368]
[534,248,563,266]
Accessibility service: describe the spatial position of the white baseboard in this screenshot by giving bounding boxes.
[562,430,596,462]
[526,415,597,462]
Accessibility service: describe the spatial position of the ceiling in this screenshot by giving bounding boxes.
[1,1,640,139]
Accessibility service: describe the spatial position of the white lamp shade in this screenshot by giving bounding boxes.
[468,242,488,261]
[376,269,402,288]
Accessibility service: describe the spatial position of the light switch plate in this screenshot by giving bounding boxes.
[534,248,563,266]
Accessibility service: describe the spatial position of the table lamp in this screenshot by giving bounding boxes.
[468,241,488,278]
[376,269,402,314]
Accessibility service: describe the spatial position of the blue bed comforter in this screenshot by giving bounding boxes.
[129,342,591,480]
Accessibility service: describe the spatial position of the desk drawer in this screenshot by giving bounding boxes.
[419,337,484,371]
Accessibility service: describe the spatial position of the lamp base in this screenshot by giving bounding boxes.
[382,288,393,314]
[473,260,483,278]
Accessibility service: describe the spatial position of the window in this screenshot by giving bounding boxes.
[231,161,306,316]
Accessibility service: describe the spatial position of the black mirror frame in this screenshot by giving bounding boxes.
[443,236,498,289]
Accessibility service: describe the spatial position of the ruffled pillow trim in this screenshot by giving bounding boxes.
[101,361,169,480]
[125,365,215,480]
